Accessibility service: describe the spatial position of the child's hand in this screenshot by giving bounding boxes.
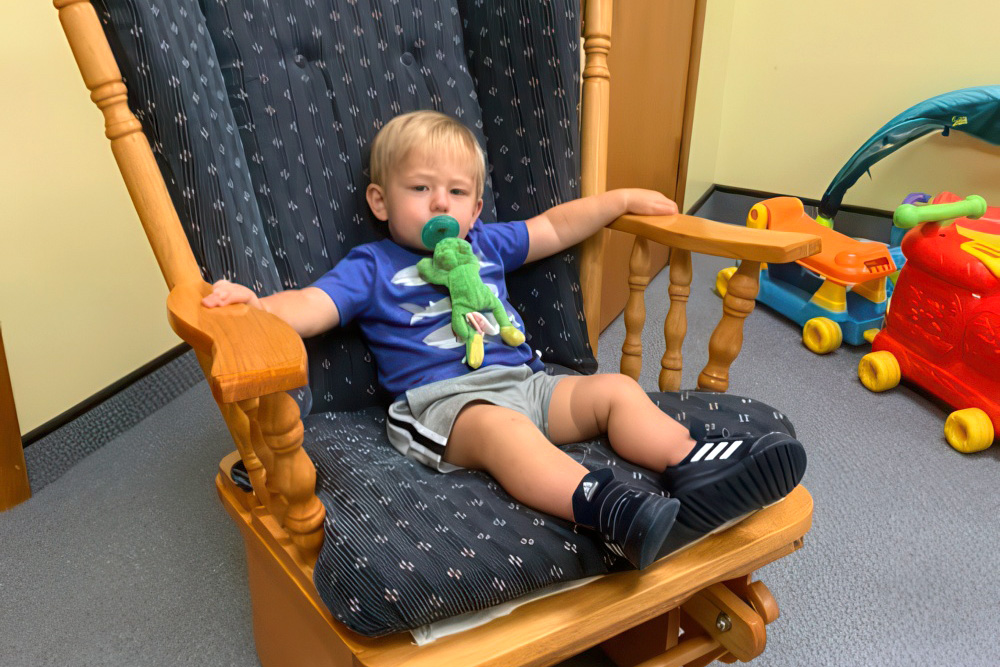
[201,279,261,309]
[622,189,679,216]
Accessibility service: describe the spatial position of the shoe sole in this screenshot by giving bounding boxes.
[625,497,680,570]
[670,436,806,535]
[654,497,785,563]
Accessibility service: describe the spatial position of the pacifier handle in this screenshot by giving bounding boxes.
[421,215,460,250]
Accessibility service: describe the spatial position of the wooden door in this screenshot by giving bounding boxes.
[1,326,30,510]
[600,0,705,331]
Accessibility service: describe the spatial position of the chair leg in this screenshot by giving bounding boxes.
[600,608,680,666]
[601,577,780,667]
[678,642,730,667]
[679,583,766,662]
[242,523,356,667]
[216,459,356,667]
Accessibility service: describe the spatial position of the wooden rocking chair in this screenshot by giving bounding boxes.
[55,0,820,664]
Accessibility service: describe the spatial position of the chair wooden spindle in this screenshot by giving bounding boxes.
[620,237,651,380]
[578,0,613,354]
[698,260,761,392]
[232,398,273,511]
[660,248,692,391]
[600,608,680,666]
[192,348,276,513]
[257,391,325,562]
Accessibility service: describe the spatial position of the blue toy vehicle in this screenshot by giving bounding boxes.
[717,197,904,354]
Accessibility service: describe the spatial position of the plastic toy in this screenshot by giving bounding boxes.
[417,215,525,368]
[858,192,999,453]
[717,197,902,354]
[754,89,1000,353]
[817,86,1000,227]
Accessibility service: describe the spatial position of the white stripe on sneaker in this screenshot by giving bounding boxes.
[690,442,716,462]
[704,441,730,461]
[719,440,744,460]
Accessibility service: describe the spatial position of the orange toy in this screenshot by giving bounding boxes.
[718,197,899,354]
[748,197,896,286]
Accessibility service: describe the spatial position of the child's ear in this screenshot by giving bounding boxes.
[472,198,483,223]
[366,183,389,221]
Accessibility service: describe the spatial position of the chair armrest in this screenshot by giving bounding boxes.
[167,282,308,404]
[609,214,821,263]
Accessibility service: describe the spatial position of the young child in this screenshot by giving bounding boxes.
[203,110,806,569]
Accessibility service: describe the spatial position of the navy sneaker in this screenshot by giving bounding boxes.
[573,469,680,569]
[659,422,807,537]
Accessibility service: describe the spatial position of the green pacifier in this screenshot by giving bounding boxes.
[421,214,460,250]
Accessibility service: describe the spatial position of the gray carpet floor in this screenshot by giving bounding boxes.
[3,192,998,666]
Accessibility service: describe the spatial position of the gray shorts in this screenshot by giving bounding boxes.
[386,365,563,472]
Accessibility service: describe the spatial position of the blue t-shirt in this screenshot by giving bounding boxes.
[312,220,544,399]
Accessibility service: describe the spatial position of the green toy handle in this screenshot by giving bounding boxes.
[421,215,460,249]
[892,195,987,230]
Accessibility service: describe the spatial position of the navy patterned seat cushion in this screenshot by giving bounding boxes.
[306,390,795,636]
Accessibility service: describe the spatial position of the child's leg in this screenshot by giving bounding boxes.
[546,373,696,467]
[447,400,680,569]
[447,401,588,520]
[548,373,807,543]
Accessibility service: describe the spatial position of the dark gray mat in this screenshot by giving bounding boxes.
[23,350,203,492]
[1,383,253,666]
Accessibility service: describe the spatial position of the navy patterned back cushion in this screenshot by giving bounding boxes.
[93,0,595,414]
[91,0,282,296]
[462,2,596,373]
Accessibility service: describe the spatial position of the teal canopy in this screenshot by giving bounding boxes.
[818,86,1000,221]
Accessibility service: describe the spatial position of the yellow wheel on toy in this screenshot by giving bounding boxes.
[857,350,901,392]
[944,408,995,454]
[802,317,842,354]
[747,203,769,229]
[716,266,738,298]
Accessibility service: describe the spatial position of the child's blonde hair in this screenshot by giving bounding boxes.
[369,111,486,199]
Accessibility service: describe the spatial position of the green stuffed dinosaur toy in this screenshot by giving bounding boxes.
[417,216,525,369]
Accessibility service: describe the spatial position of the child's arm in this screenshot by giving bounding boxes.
[524,188,677,263]
[202,280,340,338]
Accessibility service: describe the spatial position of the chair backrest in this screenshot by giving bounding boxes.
[91,0,597,413]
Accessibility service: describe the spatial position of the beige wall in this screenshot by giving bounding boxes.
[684,0,735,210]
[688,0,1000,214]
[1,3,176,435]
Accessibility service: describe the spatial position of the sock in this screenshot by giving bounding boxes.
[571,468,615,527]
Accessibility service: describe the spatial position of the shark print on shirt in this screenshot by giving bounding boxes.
[311,220,543,399]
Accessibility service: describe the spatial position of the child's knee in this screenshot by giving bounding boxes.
[582,374,646,425]
[600,373,645,401]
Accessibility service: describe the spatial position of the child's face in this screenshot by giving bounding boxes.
[366,148,483,251]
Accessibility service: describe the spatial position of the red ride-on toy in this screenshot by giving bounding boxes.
[858,192,1000,453]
